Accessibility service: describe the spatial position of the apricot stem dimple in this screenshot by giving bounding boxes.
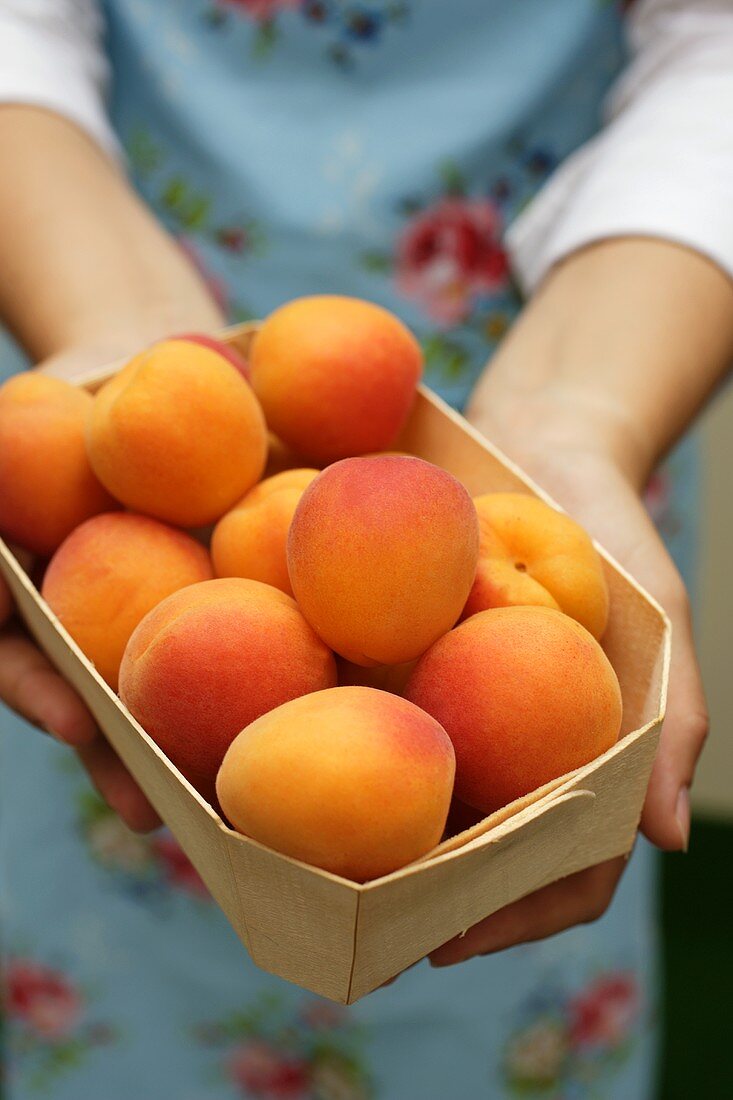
[515,561,527,573]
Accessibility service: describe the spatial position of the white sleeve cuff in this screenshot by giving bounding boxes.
[0,0,120,161]
[507,0,733,293]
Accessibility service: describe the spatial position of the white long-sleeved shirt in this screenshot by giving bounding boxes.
[0,0,732,291]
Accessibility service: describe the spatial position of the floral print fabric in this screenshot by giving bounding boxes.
[205,1,411,66]
[1,1,696,1096]
[4,958,116,1092]
[503,970,641,1096]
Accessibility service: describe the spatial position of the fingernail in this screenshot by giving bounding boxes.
[675,787,691,853]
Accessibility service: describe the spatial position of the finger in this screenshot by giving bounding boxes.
[77,739,161,833]
[429,857,625,967]
[0,628,97,746]
[640,584,708,852]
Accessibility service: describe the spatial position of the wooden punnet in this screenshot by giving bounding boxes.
[0,324,670,1004]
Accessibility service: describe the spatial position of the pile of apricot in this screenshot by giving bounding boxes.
[0,296,621,882]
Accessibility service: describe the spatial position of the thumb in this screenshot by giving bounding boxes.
[640,585,708,852]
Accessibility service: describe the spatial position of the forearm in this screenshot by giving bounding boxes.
[0,106,223,371]
[470,238,733,489]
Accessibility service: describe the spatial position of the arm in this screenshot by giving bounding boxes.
[431,234,733,966]
[474,237,733,492]
[0,105,224,830]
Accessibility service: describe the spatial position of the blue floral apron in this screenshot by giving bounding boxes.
[1,2,699,1096]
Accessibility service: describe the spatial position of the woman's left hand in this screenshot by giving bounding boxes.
[429,408,707,968]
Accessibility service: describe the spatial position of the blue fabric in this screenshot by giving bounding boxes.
[1,3,696,1096]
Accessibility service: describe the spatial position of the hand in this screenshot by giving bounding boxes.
[429,396,707,967]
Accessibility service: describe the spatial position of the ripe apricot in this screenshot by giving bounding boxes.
[119,578,337,804]
[250,296,422,464]
[463,493,609,639]
[406,606,622,813]
[217,687,455,881]
[0,374,115,556]
[288,455,479,665]
[211,470,318,595]
[86,339,267,527]
[41,512,212,688]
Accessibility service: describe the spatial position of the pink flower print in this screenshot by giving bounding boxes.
[229,1040,310,1098]
[151,833,210,898]
[219,0,301,19]
[6,960,82,1039]
[569,972,639,1051]
[396,197,508,325]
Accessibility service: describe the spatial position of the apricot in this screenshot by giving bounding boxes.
[288,455,480,665]
[0,374,115,556]
[119,578,337,804]
[463,493,609,639]
[216,686,455,881]
[211,469,319,595]
[405,606,622,814]
[250,296,422,464]
[244,467,319,502]
[175,332,250,379]
[41,512,212,688]
[86,339,267,527]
